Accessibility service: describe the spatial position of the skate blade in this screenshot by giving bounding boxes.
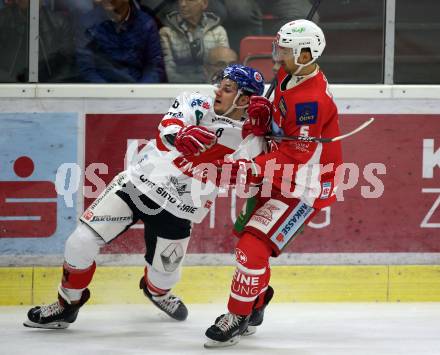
[23,320,70,329]
[204,335,240,348]
[242,325,257,336]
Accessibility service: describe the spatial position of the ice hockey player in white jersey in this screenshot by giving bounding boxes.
[23,64,268,329]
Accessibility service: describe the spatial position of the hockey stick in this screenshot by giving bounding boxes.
[264,0,323,99]
[306,0,323,21]
[266,117,375,143]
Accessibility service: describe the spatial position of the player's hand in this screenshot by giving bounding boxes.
[174,125,217,156]
[242,96,272,139]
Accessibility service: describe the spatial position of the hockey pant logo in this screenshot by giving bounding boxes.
[246,199,289,233]
[80,173,134,243]
[245,198,315,254]
[270,201,314,251]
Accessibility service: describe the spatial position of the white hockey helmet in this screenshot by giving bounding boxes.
[274,19,326,68]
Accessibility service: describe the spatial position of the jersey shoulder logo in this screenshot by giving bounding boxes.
[295,102,318,125]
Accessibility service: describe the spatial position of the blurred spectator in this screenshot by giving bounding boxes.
[203,46,237,82]
[0,0,76,82]
[207,0,262,53]
[259,0,320,33]
[137,0,178,25]
[0,0,14,9]
[56,0,94,14]
[160,0,229,83]
[76,0,165,83]
[54,0,94,25]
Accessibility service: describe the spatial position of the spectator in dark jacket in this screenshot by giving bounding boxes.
[0,0,76,82]
[76,0,165,83]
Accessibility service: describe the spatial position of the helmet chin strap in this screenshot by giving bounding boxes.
[223,89,249,117]
[293,64,305,75]
[293,56,317,75]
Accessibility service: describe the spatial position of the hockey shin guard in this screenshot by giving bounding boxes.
[228,233,272,316]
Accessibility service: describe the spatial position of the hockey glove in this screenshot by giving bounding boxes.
[174,125,217,156]
[213,158,263,188]
[242,96,272,139]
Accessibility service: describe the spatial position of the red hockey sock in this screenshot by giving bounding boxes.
[227,232,272,316]
[61,261,96,290]
[143,266,169,296]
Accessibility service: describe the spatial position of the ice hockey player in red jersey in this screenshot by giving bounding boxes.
[23,64,267,329]
[205,20,343,348]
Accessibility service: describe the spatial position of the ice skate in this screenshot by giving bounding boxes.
[139,277,188,321]
[204,312,249,348]
[243,285,274,336]
[23,288,90,329]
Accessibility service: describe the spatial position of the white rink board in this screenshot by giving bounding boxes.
[1,84,440,115]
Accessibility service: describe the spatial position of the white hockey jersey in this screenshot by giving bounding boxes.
[126,92,264,223]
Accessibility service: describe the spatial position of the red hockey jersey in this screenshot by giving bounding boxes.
[256,66,343,208]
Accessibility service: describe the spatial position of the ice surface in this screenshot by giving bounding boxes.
[1,303,440,355]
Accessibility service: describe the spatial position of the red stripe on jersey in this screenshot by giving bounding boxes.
[156,131,171,152]
[173,144,234,178]
[160,118,184,128]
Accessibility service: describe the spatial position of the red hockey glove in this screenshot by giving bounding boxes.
[242,96,272,139]
[174,125,217,156]
[213,158,263,187]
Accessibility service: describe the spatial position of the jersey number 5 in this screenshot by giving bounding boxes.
[300,126,309,137]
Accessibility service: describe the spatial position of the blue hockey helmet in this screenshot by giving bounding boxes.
[222,64,265,96]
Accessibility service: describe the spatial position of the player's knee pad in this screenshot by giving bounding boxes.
[228,233,272,315]
[146,236,190,290]
[64,222,104,269]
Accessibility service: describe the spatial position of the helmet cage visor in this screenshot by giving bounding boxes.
[272,41,294,62]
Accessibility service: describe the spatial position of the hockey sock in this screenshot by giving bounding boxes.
[60,261,96,302]
[228,233,272,316]
[253,287,271,309]
[143,266,169,296]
